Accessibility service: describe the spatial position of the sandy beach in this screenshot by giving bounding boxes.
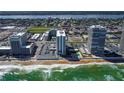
[0,58,112,66]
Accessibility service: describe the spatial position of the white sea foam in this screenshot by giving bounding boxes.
[0,62,120,73]
[104,75,115,81]
[0,64,83,79]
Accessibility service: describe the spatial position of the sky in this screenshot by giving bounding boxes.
[0,0,123,11]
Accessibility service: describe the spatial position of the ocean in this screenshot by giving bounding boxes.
[0,63,124,81]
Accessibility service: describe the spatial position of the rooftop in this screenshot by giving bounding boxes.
[0,26,15,30]
[22,43,34,49]
[57,30,66,36]
[90,25,106,30]
[11,32,26,37]
[16,32,26,36]
[0,46,11,50]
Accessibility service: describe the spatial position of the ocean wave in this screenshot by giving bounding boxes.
[104,75,115,81]
[0,62,124,81]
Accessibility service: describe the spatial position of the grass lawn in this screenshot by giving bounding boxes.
[27,27,50,33]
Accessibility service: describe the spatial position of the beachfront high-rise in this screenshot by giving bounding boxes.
[10,32,34,55]
[56,30,66,56]
[87,25,107,56]
[119,31,124,54]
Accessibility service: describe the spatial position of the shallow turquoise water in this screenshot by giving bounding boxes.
[1,64,124,81]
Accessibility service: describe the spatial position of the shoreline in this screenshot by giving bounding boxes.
[0,58,123,66]
[0,60,124,66]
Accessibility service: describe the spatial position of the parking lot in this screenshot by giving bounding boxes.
[35,41,59,60]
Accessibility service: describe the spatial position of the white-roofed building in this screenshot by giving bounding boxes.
[56,30,66,56]
[0,46,11,55]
